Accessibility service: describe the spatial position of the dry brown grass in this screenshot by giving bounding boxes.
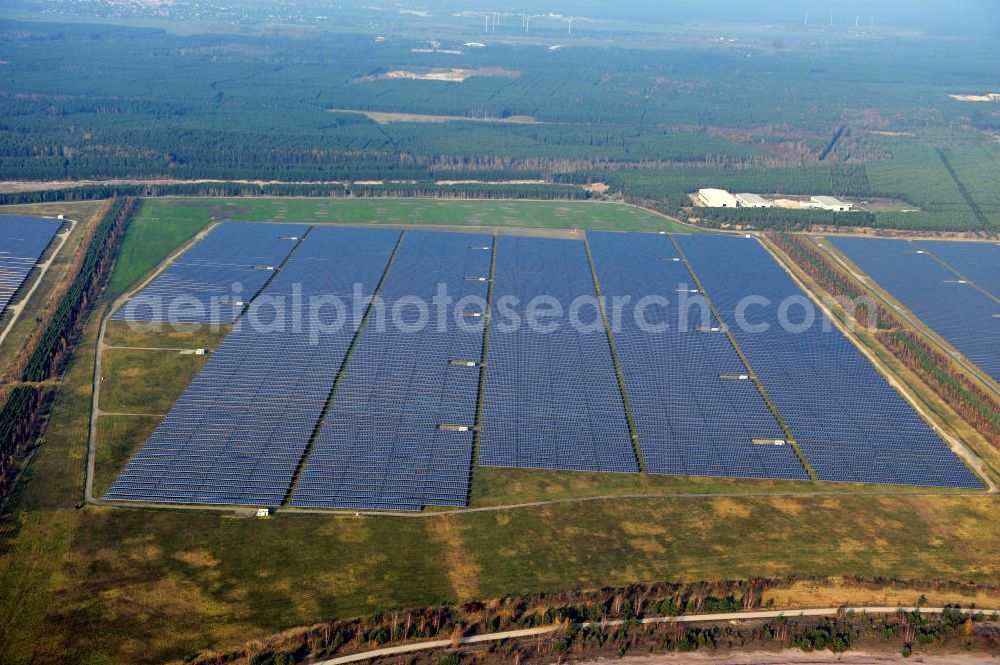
[429,517,481,603]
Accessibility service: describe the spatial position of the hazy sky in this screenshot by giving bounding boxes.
[428,0,1000,37]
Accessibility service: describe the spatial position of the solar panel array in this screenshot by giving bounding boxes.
[588,232,808,480]
[479,236,637,473]
[291,232,491,510]
[678,234,981,488]
[829,237,1000,384]
[105,224,985,510]
[113,222,308,324]
[0,215,62,313]
[104,227,400,505]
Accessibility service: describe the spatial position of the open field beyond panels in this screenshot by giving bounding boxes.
[1,199,999,665]
[139,197,692,231]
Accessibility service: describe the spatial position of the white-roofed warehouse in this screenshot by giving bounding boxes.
[810,195,853,211]
[697,188,739,208]
[736,193,773,208]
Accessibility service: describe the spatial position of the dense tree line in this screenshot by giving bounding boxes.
[22,198,136,381]
[0,182,589,207]
[1,198,136,501]
[830,163,872,197]
[694,207,877,231]
[0,386,50,500]
[878,330,1000,446]
[771,232,894,329]
[934,148,992,231]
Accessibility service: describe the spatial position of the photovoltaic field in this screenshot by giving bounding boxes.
[829,237,1000,384]
[104,223,982,511]
[0,215,62,314]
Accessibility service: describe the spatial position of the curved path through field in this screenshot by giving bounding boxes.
[312,606,1000,665]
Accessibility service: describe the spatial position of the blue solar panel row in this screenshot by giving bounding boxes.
[0,215,63,313]
[678,234,981,488]
[104,227,401,506]
[587,232,808,481]
[291,231,491,510]
[913,240,1000,299]
[479,236,637,473]
[113,222,309,324]
[829,237,1000,384]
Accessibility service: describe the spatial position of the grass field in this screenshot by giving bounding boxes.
[103,320,231,350]
[99,347,210,415]
[104,199,215,301]
[467,466,952,507]
[139,197,695,233]
[3,198,1000,664]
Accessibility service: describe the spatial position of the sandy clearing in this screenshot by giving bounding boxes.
[331,109,539,124]
[949,93,1000,102]
[355,67,520,83]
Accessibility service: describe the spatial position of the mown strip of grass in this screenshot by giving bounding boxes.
[140,197,694,232]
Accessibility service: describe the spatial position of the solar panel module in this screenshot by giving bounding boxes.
[0,215,63,314]
[291,231,491,510]
[104,226,984,512]
[914,240,1000,299]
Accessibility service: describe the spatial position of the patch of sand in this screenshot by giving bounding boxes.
[869,131,916,137]
[949,93,1000,102]
[356,67,520,83]
[331,109,539,124]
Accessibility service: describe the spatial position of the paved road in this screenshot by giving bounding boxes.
[312,606,1000,665]
[0,217,77,349]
